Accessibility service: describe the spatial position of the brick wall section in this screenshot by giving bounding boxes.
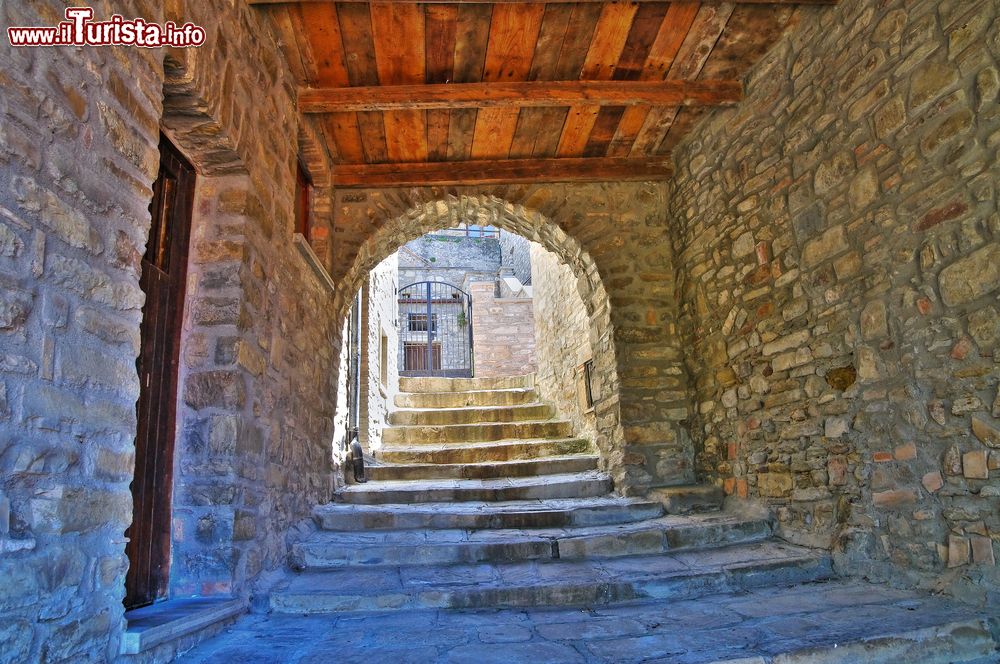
[500,229,532,284]
[531,243,597,441]
[670,0,999,601]
[0,2,164,660]
[332,187,693,495]
[359,253,399,452]
[470,282,538,378]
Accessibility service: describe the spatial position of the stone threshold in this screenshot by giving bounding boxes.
[122,597,246,655]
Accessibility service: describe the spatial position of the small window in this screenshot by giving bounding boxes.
[404,342,442,371]
[578,359,595,412]
[583,359,595,408]
[408,313,438,333]
[294,161,312,238]
[379,332,389,388]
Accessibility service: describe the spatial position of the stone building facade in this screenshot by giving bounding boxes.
[396,230,538,379]
[500,229,533,285]
[358,253,398,453]
[0,0,997,661]
[397,234,496,376]
[398,233,500,291]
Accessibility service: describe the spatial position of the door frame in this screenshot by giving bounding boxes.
[124,134,196,610]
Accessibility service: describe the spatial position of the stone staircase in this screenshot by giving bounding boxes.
[269,375,833,615]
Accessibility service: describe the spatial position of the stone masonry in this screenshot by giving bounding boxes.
[0,3,162,661]
[531,241,597,442]
[0,1,338,660]
[470,281,537,378]
[398,233,500,291]
[358,253,398,453]
[669,0,1000,602]
[500,228,533,285]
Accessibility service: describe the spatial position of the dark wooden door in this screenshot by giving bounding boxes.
[125,136,195,610]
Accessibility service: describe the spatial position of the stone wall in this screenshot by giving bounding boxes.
[331,317,352,484]
[670,0,999,601]
[359,253,399,453]
[398,234,500,289]
[0,0,340,660]
[0,2,164,661]
[470,282,537,379]
[162,0,339,604]
[500,229,532,285]
[173,174,337,599]
[332,186,693,495]
[531,243,596,441]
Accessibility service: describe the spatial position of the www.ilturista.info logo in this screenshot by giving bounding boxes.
[7,7,205,48]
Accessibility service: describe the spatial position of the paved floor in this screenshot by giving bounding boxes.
[179,580,999,663]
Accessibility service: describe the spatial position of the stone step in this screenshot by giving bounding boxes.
[312,496,665,531]
[335,472,612,505]
[270,541,833,614]
[652,484,726,514]
[395,387,539,410]
[292,514,773,570]
[382,419,573,445]
[379,437,593,464]
[388,403,555,427]
[399,375,532,393]
[367,455,599,481]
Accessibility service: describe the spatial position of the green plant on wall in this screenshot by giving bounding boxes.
[457,308,467,328]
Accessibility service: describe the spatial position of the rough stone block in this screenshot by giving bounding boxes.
[970,535,996,566]
[962,450,989,480]
[0,288,33,331]
[762,330,810,356]
[801,225,848,267]
[947,534,970,568]
[921,471,944,493]
[872,489,917,509]
[971,416,1000,449]
[184,371,247,410]
[193,297,241,326]
[910,62,959,109]
[758,473,793,497]
[967,305,999,351]
[938,243,1000,307]
[860,301,888,340]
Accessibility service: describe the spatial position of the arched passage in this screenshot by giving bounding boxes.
[328,190,694,495]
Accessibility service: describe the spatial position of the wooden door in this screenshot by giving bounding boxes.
[125,136,195,610]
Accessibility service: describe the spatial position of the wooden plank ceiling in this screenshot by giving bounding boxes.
[255,1,828,187]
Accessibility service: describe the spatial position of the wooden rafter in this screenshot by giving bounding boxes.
[332,156,672,187]
[299,80,742,113]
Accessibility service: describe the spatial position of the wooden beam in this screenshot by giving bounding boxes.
[254,1,834,5]
[300,79,741,113]
[332,156,672,187]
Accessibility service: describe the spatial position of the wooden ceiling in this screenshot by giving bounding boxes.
[253,1,832,187]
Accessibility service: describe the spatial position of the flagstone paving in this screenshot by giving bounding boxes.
[178,580,999,663]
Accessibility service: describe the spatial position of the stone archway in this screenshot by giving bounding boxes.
[328,188,694,496]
